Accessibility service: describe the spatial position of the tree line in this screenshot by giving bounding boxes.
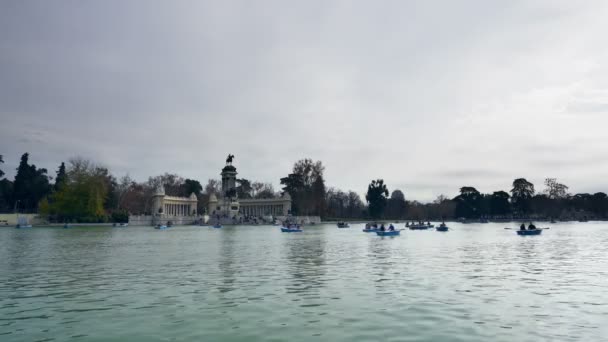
[0,153,284,222]
[361,177,608,221]
[1,153,607,221]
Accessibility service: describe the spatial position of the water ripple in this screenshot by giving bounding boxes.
[1,223,607,341]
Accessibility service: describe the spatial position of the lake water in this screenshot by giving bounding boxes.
[1,222,607,341]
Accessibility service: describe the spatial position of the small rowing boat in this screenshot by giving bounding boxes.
[155,225,169,230]
[376,230,400,236]
[16,217,32,229]
[281,227,302,232]
[213,224,223,229]
[516,229,542,236]
[337,222,350,228]
[409,224,433,230]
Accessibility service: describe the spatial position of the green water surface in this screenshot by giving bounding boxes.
[1,222,607,341]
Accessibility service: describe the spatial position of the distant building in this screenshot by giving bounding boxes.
[151,185,198,217]
[129,156,292,226]
[208,158,292,221]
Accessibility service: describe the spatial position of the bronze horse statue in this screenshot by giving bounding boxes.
[226,154,235,164]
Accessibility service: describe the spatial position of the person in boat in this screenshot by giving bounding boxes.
[520,223,526,231]
[380,224,386,231]
[388,224,395,231]
[427,221,431,226]
[440,222,446,228]
[528,222,536,230]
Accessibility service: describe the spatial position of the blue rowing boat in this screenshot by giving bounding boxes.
[213,224,223,229]
[436,226,449,232]
[409,225,432,230]
[376,230,400,236]
[516,229,542,236]
[281,227,302,232]
[155,225,169,230]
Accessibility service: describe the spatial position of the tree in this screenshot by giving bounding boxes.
[406,200,426,220]
[280,159,326,215]
[366,179,389,219]
[236,178,253,198]
[511,178,535,215]
[281,173,304,214]
[326,188,347,218]
[346,191,366,218]
[591,192,608,218]
[312,177,326,216]
[147,173,184,196]
[490,191,511,216]
[114,174,134,210]
[432,195,456,219]
[120,182,148,215]
[386,189,407,219]
[453,186,482,218]
[544,178,569,199]
[48,158,110,222]
[0,178,13,212]
[0,155,12,211]
[12,153,51,212]
[254,183,276,199]
[183,179,203,196]
[55,162,67,191]
[204,179,221,195]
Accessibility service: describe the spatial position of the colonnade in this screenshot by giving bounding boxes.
[241,204,286,217]
[163,203,193,216]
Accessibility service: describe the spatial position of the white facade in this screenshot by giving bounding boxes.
[208,161,291,219]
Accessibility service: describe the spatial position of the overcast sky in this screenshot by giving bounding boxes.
[1,1,608,201]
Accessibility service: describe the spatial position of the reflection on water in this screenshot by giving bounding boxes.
[1,223,608,341]
[217,229,237,294]
[285,229,327,297]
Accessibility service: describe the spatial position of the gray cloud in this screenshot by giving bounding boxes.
[2,1,608,201]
